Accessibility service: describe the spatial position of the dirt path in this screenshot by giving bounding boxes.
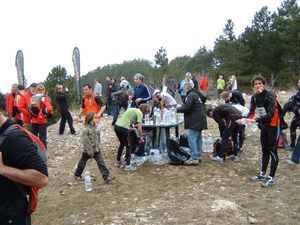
[32,96,300,225]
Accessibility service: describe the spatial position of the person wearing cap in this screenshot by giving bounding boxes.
[216,75,225,99]
[5,83,22,125]
[120,76,131,90]
[131,73,152,108]
[152,89,177,108]
[179,72,194,101]
[18,83,37,131]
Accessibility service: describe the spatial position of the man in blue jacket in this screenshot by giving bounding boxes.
[131,73,152,108]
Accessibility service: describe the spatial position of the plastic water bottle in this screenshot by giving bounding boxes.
[164,109,170,125]
[206,136,214,152]
[144,114,150,125]
[248,122,258,132]
[170,107,176,124]
[156,108,161,125]
[179,113,184,122]
[84,170,92,192]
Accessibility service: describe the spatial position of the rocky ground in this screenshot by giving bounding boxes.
[32,92,300,225]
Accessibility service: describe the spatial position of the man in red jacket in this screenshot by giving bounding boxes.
[30,84,53,148]
[199,75,208,94]
[18,83,37,131]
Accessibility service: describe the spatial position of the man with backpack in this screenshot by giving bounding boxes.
[19,83,37,131]
[0,92,49,225]
[30,84,53,149]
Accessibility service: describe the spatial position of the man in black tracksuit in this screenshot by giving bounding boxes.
[207,104,243,163]
[246,75,280,188]
[55,85,76,135]
[221,89,246,152]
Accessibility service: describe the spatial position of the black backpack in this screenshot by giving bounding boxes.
[179,133,189,147]
[167,139,190,165]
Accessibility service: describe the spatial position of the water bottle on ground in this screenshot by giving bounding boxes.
[247,122,258,132]
[206,136,214,152]
[84,169,92,192]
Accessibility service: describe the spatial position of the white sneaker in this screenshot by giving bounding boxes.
[124,164,137,171]
[211,156,224,164]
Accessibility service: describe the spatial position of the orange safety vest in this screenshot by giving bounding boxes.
[82,93,100,116]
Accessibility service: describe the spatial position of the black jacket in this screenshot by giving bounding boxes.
[247,89,279,127]
[55,92,69,113]
[212,104,241,135]
[0,118,48,223]
[225,90,245,106]
[177,88,207,131]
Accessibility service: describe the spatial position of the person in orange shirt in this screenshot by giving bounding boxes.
[5,83,23,125]
[199,75,208,94]
[18,83,37,131]
[79,84,106,118]
[31,84,53,148]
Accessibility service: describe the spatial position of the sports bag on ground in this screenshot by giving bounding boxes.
[167,139,190,165]
[213,138,233,158]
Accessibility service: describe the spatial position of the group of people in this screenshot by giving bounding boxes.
[2,71,300,224]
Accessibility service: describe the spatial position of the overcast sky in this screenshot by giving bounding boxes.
[0,0,286,93]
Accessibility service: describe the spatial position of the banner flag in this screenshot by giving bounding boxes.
[15,50,25,86]
[72,47,81,100]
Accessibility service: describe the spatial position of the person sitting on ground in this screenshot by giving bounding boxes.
[207,104,243,163]
[114,104,151,171]
[55,85,76,135]
[177,82,207,165]
[74,111,115,183]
